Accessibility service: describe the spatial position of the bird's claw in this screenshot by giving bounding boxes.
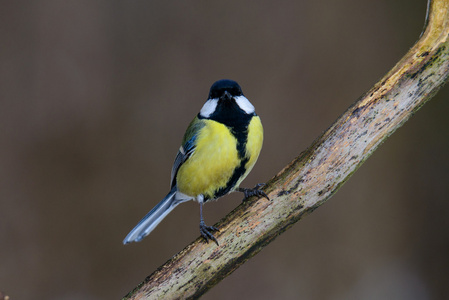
[238,183,270,202]
[200,221,219,246]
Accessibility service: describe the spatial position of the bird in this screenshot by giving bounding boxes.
[123,79,267,245]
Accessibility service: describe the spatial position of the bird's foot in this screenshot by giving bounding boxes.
[238,183,270,202]
[200,221,219,246]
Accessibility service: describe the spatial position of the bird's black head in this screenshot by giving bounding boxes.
[208,79,243,100]
[199,79,255,123]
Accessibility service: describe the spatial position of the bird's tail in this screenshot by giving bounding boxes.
[123,187,182,244]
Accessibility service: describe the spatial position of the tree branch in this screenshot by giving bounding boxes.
[123,0,449,298]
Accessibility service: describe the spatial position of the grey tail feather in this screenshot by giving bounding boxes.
[123,188,180,244]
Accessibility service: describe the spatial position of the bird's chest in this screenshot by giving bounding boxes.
[176,120,243,198]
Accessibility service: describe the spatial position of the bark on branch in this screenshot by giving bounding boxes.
[124,0,449,298]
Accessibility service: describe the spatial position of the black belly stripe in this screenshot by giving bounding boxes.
[208,122,252,200]
[232,127,248,159]
[197,101,256,200]
[211,156,249,200]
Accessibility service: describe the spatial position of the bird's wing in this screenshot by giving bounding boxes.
[170,137,196,188]
[170,117,205,188]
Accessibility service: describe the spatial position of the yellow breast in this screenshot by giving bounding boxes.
[176,119,240,198]
[176,116,263,200]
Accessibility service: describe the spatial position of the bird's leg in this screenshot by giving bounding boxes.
[237,183,270,202]
[199,201,219,246]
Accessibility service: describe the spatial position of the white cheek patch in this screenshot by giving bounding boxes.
[199,98,218,118]
[235,95,255,114]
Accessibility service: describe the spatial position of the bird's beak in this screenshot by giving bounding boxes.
[221,90,232,101]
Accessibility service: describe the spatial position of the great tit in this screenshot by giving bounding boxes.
[123,79,267,245]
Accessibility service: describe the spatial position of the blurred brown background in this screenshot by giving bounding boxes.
[1,1,448,299]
